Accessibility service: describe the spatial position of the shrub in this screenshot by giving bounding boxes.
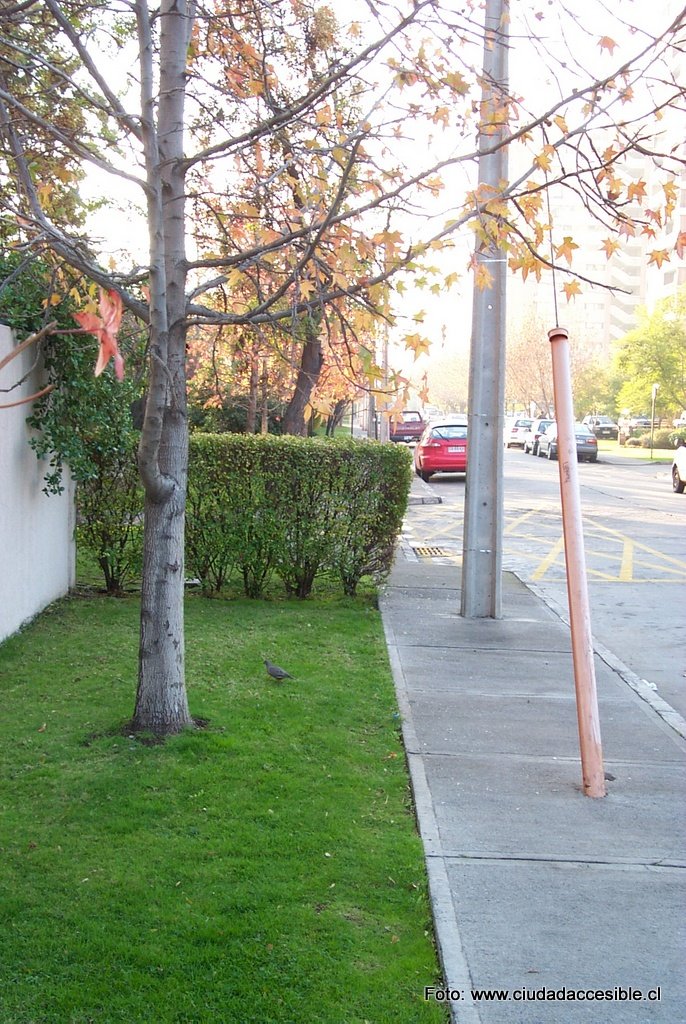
[187,434,282,597]
[668,428,686,448]
[187,434,412,598]
[327,440,412,596]
[635,429,676,449]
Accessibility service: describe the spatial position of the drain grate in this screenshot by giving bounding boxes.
[413,546,453,557]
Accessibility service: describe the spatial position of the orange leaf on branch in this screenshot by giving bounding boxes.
[554,236,579,265]
[74,288,125,380]
[600,238,620,259]
[598,36,617,54]
[648,249,670,268]
[562,280,582,302]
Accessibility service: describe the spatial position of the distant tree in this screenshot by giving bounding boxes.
[614,289,686,417]
[505,312,555,416]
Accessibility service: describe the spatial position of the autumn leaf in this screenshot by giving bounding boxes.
[627,180,647,202]
[73,288,124,380]
[675,231,686,259]
[403,333,431,359]
[554,236,579,265]
[297,278,316,300]
[473,262,494,291]
[617,220,636,239]
[648,249,670,268]
[663,180,678,202]
[600,238,620,259]
[598,36,617,54]
[444,71,469,95]
[37,182,54,205]
[533,146,554,173]
[562,280,581,302]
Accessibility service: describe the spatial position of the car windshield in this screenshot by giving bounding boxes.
[430,425,468,440]
[402,411,422,422]
[596,417,613,424]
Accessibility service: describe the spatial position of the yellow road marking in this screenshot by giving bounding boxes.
[408,504,686,582]
[531,534,566,581]
[504,506,546,534]
[619,538,634,581]
[585,520,686,572]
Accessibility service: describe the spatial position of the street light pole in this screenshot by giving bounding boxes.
[650,383,659,459]
[461,0,509,618]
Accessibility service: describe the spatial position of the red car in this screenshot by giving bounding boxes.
[414,419,468,481]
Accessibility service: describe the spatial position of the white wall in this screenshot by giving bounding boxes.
[0,324,76,644]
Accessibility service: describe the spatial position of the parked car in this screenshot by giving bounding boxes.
[523,418,554,455]
[537,422,598,462]
[583,415,619,440]
[389,409,425,443]
[672,443,686,493]
[414,419,468,481]
[628,416,652,431]
[504,416,533,448]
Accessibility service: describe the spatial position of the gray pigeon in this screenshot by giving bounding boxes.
[264,659,293,681]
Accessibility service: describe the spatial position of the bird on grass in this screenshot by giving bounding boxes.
[264,659,293,682]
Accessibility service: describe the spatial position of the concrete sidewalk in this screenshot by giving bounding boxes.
[380,534,686,1022]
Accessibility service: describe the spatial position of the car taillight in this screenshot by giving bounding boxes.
[426,441,442,448]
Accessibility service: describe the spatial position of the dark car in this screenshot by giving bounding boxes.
[389,409,426,443]
[523,418,554,455]
[414,419,468,481]
[583,415,619,440]
[537,422,598,462]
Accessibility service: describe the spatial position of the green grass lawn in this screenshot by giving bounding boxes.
[0,590,447,1024]
[597,439,673,462]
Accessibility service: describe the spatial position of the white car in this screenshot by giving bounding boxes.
[672,444,686,493]
[504,417,533,448]
[523,418,554,455]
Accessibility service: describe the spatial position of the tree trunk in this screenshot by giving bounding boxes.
[326,398,348,436]
[133,457,189,733]
[282,317,323,436]
[246,348,259,432]
[132,0,194,734]
[260,359,269,434]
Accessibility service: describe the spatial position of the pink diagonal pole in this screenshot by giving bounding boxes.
[548,326,606,798]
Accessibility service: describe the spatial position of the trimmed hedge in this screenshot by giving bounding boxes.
[186,433,412,598]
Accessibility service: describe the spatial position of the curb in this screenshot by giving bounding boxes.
[381,609,483,1024]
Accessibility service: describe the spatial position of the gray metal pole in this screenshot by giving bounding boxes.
[461,0,509,618]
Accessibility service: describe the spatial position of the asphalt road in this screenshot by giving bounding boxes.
[402,447,686,718]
